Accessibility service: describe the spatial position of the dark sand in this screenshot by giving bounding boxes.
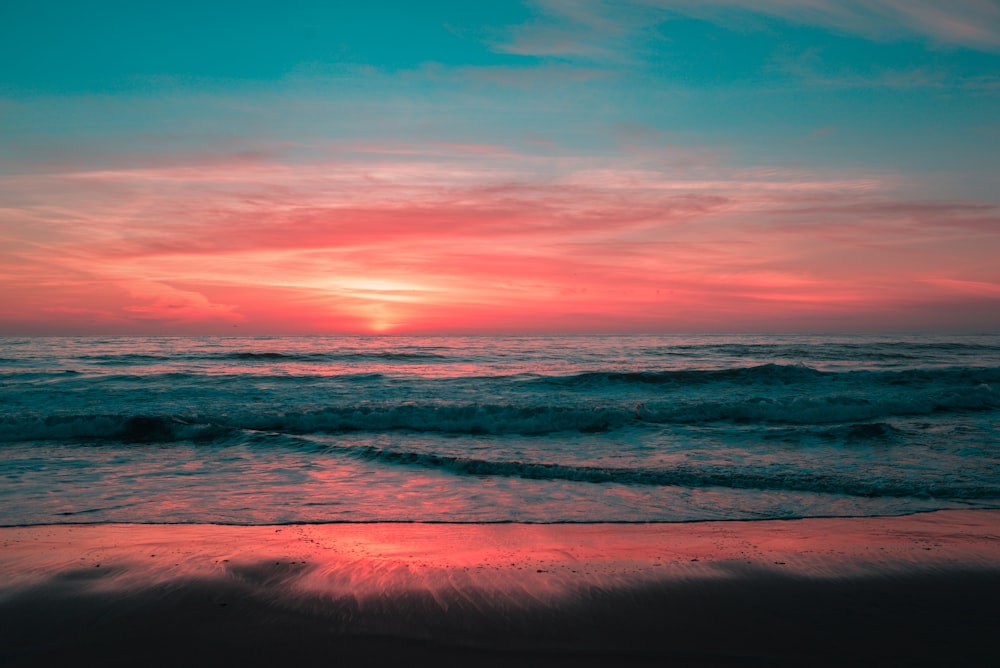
[2,510,999,666]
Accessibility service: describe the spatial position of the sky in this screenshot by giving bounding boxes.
[2,0,999,335]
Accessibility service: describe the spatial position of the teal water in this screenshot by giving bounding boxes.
[1,334,998,525]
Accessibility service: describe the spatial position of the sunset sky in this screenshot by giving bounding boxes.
[2,1,999,334]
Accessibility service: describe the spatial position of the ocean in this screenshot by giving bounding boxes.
[1,334,998,526]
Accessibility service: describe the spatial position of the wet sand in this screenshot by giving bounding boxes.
[2,510,999,666]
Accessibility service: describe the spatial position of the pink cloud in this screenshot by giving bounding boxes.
[921,278,1000,297]
[1,147,997,334]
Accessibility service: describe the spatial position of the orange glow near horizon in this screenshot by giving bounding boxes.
[2,149,999,335]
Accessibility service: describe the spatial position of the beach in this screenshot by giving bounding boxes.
[3,509,999,666]
[2,337,999,665]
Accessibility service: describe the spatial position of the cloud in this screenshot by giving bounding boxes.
[921,277,1000,297]
[118,281,242,324]
[3,144,997,333]
[766,48,1000,90]
[497,0,1000,63]
[491,0,660,61]
[653,0,1000,51]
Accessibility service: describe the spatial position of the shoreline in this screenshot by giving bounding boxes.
[3,509,999,666]
[5,504,994,525]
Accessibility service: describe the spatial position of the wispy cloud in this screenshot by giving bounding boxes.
[3,145,997,333]
[649,0,1000,52]
[922,277,1000,296]
[767,47,1000,90]
[491,0,661,62]
[497,0,1000,64]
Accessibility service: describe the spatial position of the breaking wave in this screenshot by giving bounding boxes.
[1,373,995,445]
[273,437,1000,500]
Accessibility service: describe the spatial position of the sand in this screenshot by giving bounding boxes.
[2,510,999,666]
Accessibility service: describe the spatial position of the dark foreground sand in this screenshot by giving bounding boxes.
[2,510,999,667]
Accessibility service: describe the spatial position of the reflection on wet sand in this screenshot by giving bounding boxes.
[3,510,999,666]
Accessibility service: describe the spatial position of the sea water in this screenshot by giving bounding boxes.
[1,334,998,525]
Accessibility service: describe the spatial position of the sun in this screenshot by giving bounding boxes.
[366,310,399,333]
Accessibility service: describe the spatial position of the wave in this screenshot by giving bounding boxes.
[2,364,997,444]
[0,406,622,443]
[227,352,330,361]
[765,422,906,442]
[243,386,995,433]
[28,350,452,366]
[1,375,995,445]
[3,415,991,500]
[247,404,627,435]
[222,351,451,362]
[0,415,237,444]
[84,353,174,364]
[8,357,1000,390]
[638,386,997,424]
[288,438,999,500]
[655,341,997,354]
[542,363,826,387]
[543,364,1000,388]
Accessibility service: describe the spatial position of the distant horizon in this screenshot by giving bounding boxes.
[3,329,998,338]
[3,1,998,335]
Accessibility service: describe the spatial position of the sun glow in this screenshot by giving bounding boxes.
[323,277,435,302]
[2,0,999,335]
